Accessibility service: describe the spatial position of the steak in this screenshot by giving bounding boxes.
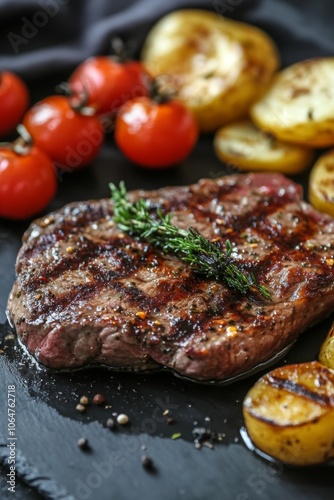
[7,173,334,381]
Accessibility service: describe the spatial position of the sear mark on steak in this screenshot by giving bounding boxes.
[7,173,334,381]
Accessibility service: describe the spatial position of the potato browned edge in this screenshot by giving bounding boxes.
[319,323,334,370]
[251,58,334,147]
[141,9,279,132]
[243,361,334,465]
[309,149,334,217]
[214,120,313,174]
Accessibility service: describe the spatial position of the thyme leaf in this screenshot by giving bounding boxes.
[110,182,270,299]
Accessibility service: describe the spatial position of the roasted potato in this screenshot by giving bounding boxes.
[309,149,334,217]
[243,361,334,465]
[214,120,313,174]
[141,9,279,132]
[251,58,334,147]
[319,323,334,370]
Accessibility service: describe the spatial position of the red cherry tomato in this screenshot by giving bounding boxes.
[23,96,104,169]
[0,145,57,220]
[0,72,29,136]
[114,97,199,168]
[69,56,150,115]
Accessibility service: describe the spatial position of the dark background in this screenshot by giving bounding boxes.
[1,0,334,80]
[1,1,334,499]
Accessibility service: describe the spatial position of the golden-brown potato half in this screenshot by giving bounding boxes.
[214,120,313,174]
[309,149,334,216]
[243,361,334,465]
[141,9,279,132]
[251,58,334,147]
[319,323,334,370]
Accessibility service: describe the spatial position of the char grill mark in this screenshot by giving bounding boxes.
[7,174,334,381]
[185,189,291,229]
[22,244,210,321]
[253,243,334,291]
[20,230,65,263]
[21,235,146,292]
[229,206,323,249]
[267,374,333,406]
[253,209,325,247]
[21,203,110,253]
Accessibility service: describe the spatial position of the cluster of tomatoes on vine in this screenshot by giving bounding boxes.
[0,41,199,220]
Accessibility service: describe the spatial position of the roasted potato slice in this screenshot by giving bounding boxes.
[309,150,334,216]
[214,120,313,174]
[243,361,334,465]
[319,323,334,370]
[251,58,334,147]
[141,9,279,132]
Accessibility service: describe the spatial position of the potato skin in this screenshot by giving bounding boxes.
[214,120,313,174]
[319,323,334,370]
[243,361,334,465]
[251,58,334,147]
[309,150,334,217]
[141,9,279,132]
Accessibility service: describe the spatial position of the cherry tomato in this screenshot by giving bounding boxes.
[0,145,57,220]
[69,56,150,115]
[114,97,199,168]
[0,72,29,136]
[23,95,104,169]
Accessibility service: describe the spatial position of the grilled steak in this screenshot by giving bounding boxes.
[7,173,334,381]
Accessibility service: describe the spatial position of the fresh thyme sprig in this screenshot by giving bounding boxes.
[110,182,270,299]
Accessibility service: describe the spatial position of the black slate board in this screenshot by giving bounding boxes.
[1,135,334,500]
[2,0,334,493]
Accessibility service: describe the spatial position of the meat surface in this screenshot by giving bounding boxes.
[7,173,334,381]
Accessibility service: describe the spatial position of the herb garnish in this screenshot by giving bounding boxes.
[110,182,270,299]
